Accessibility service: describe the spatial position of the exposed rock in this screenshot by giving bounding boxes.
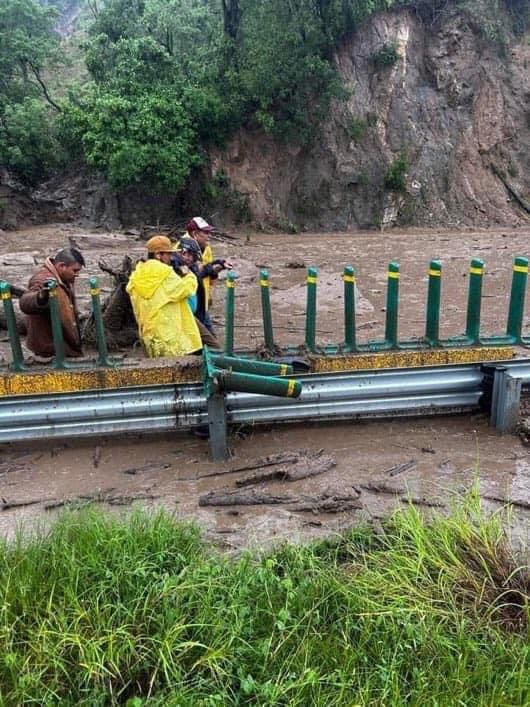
[211,7,530,230]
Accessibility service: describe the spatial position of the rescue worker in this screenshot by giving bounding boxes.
[126,235,201,357]
[171,237,221,349]
[20,247,85,358]
[185,216,232,332]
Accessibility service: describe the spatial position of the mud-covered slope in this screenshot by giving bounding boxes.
[211,6,530,230]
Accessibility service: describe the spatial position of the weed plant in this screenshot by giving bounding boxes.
[0,497,529,704]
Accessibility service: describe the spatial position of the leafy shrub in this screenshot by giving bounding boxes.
[384,153,409,191]
[372,41,400,69]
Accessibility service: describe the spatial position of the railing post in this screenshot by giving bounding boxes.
[305,267,318,352]
[47,279,67,370]
[89,277,114,367]
[0,281,26,372]
[465,258,484,344]
[260,269,275,351]
[224,271,236,356]
[425,260,442,346]
[506,256,528,343]
[343,266,356,352]
[385,262,400,348]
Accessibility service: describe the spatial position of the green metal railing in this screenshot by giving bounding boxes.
[0,276,121,371]
[221,256,529,355]
[2,255,529,373]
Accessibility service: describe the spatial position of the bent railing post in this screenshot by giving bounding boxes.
[305,267,318,352]
[0,281,26,372]
[385,262,400,348]
[89,277,115,367]
[465,258,484,344]
[343,266,356,352]
[260,269,275,351]
[47,279,68,370]
[224,271,236,356]
[425,260,442,346]
[506,257,528,343]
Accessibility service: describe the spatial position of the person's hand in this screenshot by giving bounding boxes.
[179,265,190,275]
[224,259,233,270]
[36,288,49,305]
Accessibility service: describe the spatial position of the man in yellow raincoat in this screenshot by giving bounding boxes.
[126,235,202,357]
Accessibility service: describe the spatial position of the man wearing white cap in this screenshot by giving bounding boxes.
[185,217,232,334]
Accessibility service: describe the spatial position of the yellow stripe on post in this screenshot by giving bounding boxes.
[307,276,317,284]
[343,275,356,283]
[428,269,441,277]
[280,364,288,376]
[226,281,235,288]
[259,280,269,287]
[0,292,11,300]
[513,265,529,274]
[469,267,484,275]
[387,271,400,279]
[287,379,296,396]
[90,288,100,296]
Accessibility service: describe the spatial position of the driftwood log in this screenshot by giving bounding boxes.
[199,487,362,513]
[81,256,139,349]
[235,451,336,486]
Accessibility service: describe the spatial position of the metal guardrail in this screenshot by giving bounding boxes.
[1,360,528,457]
[2,254,529,375]
[0,364,490,448]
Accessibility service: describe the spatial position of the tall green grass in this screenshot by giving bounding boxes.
[0,497,529,705]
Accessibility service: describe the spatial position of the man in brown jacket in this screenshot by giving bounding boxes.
[20,248,85,358]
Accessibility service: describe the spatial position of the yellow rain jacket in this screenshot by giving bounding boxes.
[126,259,201,357]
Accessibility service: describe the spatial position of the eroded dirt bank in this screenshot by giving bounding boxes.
[1,224,530,548]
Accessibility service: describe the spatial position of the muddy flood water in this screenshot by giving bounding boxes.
[1,223,530,550]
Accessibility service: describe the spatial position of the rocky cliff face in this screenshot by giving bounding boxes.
[3,5,528,232]
[211,6,530,230]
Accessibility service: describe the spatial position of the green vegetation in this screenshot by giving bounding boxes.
[1,0,529,188]
[384,152,409,191]
[372,41,400,69]
[1,499,529,703]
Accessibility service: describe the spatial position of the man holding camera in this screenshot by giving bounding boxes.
[19,247,85,358]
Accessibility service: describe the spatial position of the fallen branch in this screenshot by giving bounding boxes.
[122,462,171,475]
[236,453,336,486]
[199,489,294,507]
[401,496,445,508]
[359,481,405,495]
[289,493,363,513]
[385,459,417,477]
[482,494,530,510]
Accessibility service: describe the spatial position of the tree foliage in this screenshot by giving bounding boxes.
[0,0,64,182]
[2,0,528,190]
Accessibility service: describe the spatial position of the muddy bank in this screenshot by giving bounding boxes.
[1,416,529,553]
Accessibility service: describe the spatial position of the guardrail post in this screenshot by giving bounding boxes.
[506,256,528,343]
[465,258,484,344]
[89,277,115,367]
[260,269,275,351]
[0,281,26,372]
[224,271,236,356]
[47,279,68,370]
[425,260,442,346]
[305,267,318,352]
[208,391,229,460]
[385,262,400,348]
[343,266,356,352]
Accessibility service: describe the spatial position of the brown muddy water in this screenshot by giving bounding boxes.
[1,224,530,548]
